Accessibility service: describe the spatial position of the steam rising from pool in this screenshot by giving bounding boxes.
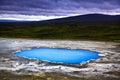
[15,48,100,64]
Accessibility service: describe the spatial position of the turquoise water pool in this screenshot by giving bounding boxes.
[15,48,100,64]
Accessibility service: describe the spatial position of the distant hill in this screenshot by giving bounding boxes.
[0,19,32,22]
[39,14,120,23]
[0,14,120,41]
[0,19,19,22]
[0,14,120,24]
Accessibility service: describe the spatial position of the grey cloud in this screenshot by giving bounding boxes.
[0,0,119,16]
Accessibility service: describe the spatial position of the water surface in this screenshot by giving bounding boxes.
[15,48,100,64]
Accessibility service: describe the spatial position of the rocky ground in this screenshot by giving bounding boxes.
[0,38,120,80]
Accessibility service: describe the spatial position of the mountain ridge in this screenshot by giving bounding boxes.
[0,14,120,23]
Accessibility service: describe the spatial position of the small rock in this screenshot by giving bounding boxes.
[47,77,54,80]
[33,72,46,77]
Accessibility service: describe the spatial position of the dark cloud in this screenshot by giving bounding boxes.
[0,0,119,20]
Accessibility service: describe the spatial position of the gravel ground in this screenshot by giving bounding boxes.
[0,38,120,79]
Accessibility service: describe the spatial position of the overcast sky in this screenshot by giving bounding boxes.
[0,0,120,21]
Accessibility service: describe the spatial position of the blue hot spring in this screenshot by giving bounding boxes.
[15,48,100,64]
